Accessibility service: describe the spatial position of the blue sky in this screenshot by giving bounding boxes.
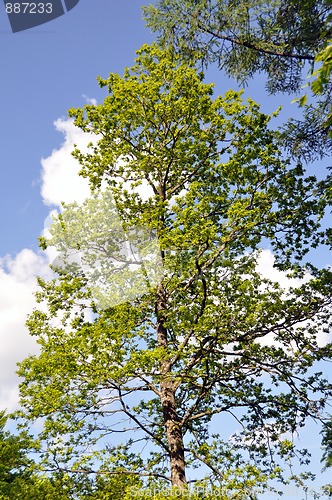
[0,1,155,255]
[0,1,331,497]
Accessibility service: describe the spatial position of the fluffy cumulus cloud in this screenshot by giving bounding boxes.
[40,118,93,206]
[0,250,50,411]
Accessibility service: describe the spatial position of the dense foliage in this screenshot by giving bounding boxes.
[16,46,332,498]
[143,0,332,159]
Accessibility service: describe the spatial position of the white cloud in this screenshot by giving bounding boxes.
[40,118,93,206]
[82,95,98,106]
[255,249,330,349]
[256,248,311,288]
[0,250,51,411]
[0,117,95,412]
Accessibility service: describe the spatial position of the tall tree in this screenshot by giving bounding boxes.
[143,0,332,160]
[18,45,332,496]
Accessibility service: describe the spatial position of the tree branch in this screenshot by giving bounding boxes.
[197,23,315,62]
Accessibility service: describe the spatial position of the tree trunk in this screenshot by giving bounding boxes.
[156,284,187,489]
[160,377,187,488]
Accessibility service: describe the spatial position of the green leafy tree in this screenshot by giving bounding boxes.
[0,410,32,498]
[294,0,332,148]
[0,411,70,499]
[302,15,332,139]
[143,0,332,160]
[0,411,142,499]
[311,40,332,108]
[17,45,332,497]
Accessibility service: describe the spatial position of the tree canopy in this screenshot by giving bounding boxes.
[143,0,332,160]
[144,0,330,92]
[17,45,332,498]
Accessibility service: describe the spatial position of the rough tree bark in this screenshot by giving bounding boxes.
[156,283,187,488]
